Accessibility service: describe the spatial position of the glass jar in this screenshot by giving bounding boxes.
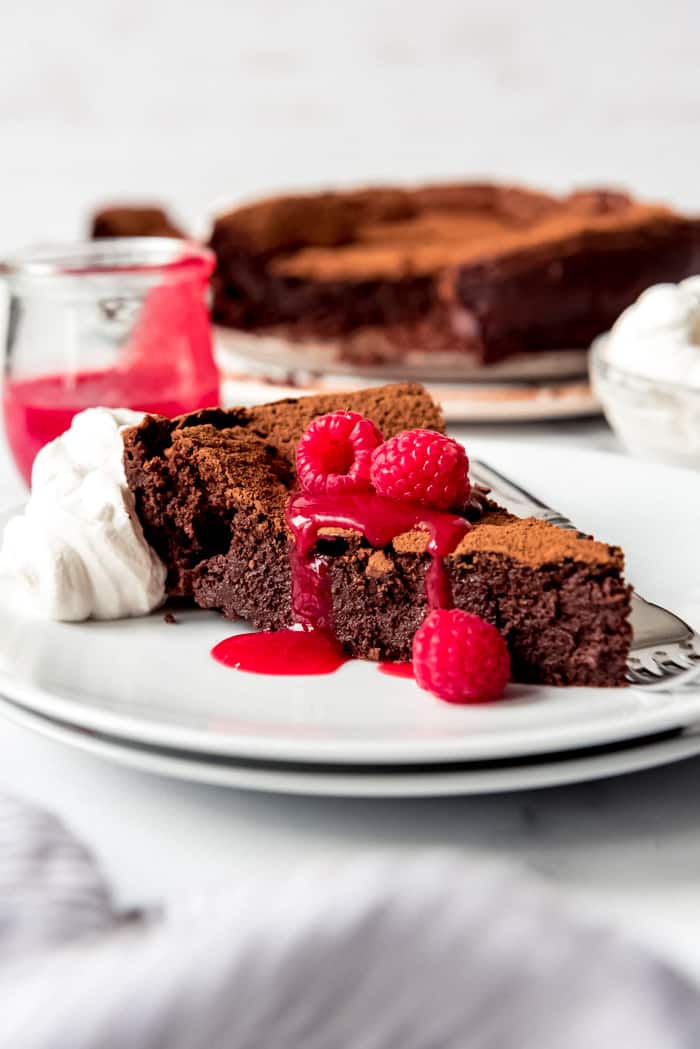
[1,237,218,483]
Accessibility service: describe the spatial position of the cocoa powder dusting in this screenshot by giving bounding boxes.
[391,510,622,570]
[210,182,679,283]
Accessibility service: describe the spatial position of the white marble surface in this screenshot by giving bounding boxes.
[2,0,700,995]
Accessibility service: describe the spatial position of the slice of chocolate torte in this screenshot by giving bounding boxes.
[209,183,700,369]
[122,383,631,686]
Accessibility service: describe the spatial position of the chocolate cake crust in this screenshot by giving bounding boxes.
[209,183,700,365]
[123,384,631,686]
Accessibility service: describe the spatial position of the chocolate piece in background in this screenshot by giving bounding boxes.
[91,205,186,240]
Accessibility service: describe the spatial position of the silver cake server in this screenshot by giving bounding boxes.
[470,459,700,691]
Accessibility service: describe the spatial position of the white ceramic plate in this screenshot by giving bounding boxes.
[219,373,598,424]
[215,330,599,423]
[0,440,698,766]
[1,693,699,797]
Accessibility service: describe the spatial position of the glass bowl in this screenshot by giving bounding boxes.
[590,337,700,468]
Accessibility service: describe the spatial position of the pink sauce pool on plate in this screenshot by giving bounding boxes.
[211,629,350,676]
[378,662,415,679]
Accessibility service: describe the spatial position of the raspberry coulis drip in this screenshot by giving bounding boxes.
[212,416,472,680]
[286,491,470,629]
[212,493,470,677]
[211,628,349,675]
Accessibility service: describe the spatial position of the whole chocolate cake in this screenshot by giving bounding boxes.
[208,183,700,368]
[122,383,631,686]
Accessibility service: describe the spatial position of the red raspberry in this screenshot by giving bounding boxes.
[296,411,383,495]
[370,429,470,510]
[412,609,510,704]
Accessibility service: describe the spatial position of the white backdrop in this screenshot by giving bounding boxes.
[3,0,700,986]
[1,0,699,252]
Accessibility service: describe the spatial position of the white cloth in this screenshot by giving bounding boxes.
[0,792,698,1048]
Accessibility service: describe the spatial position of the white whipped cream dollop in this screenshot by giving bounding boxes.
[0,408,167,621]
[603,276,700,387]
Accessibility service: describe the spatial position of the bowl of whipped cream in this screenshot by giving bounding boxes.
[591,277,700,468]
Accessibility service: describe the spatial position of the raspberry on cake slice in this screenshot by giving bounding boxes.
[370,429,471,511]
[122,383,632,687]
[296,411,383,495]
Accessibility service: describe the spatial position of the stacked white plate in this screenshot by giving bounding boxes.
[215,329,599,423]
[1,441,699,797]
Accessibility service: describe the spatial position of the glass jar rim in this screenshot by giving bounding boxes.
[0,237,214,281]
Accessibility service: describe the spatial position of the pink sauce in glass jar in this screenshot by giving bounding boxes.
[2,239,219,484]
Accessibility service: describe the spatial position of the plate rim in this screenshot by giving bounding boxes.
[214,327,599,423]
[2,663,700,764]
[219,374,599,424]
[2,693,700,798]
